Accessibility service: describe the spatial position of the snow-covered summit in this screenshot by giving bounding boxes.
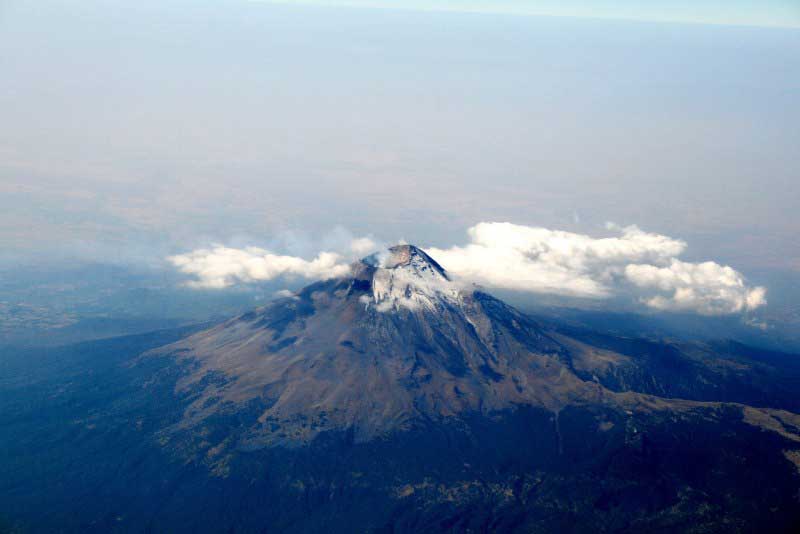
[361,245,462,312]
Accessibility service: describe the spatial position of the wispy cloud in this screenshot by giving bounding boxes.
[169,222,766,316]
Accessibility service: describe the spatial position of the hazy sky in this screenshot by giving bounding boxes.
[1,0,798,279]
[269,0,800,28]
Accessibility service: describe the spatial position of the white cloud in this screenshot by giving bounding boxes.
[349,237,378,256]
[625,260,767,315]
[274,289,298,299]
[427,222,685,298]
[168,246,352,288]
[427,222,765,315]
[168,222,766,316]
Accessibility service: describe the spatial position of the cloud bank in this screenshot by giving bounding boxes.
[426,222,766,315]
[625,260,767,315]
[427,223,685,299]
[168,223,765,316]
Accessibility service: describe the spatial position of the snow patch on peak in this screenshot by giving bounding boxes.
[363,245,462,312]
[371,266,460,312]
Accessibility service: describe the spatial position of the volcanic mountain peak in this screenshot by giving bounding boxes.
[360,244,461,312]
[149,244,579,446]
[374,244,448,275]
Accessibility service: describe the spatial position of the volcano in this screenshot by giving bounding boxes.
[2,245,800,532]
[149,244,595,447]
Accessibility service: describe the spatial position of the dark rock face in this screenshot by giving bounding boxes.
[1,246,800,533]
